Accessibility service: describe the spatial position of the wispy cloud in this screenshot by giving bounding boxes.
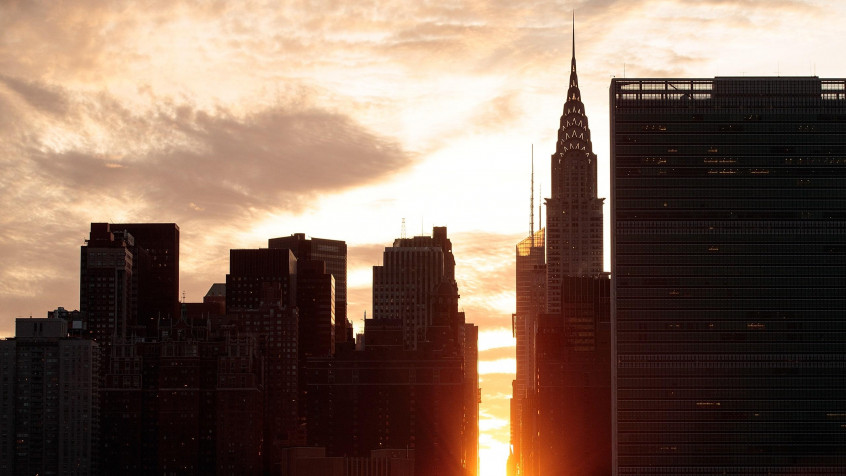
[0,75,413,327]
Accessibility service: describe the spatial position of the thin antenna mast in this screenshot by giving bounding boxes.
[572,10,575,59]
[401,218,406,239]
[531,144,535,247]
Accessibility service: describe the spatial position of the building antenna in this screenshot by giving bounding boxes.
[401,218,406,239]
[531,144,535,247]
[572,10,575,59]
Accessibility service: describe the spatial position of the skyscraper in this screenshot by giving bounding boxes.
[611,77,846,473]
[295,259,336,357]
[80,223,134,344]
[225,249,301,458]
[372,226,457,350]
[225,248,297,311]
[535,275,610,475]
[110,223,180,331]
[545,29,604,314]
[79,223,180,341]
[269,233,350,345]
[0,317,99,475]
[304,226,476,476]
[512,21,611,476]
[510,228,545,475]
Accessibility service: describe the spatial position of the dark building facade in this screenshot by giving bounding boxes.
[611,77,846,473]
[269,233,351,345]
[535,275,610,476]
[80,223,135,344]
[510,228,545,475]
[372,226,456,350]
[80,222,179,341]
[306,227,477,476]
[226,247,297,311]
[0,318,99,476]
[111,223,180,331]
[99,331,263,475]
[304,347,476,476]
[228,284,300,449]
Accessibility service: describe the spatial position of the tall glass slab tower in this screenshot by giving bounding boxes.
[611,77,846,474]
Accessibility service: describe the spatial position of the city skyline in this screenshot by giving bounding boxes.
[3,2,846,474]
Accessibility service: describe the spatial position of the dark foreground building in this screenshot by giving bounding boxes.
[80,223,180,341]
[304,348,473,476]
[111,223,180,328]
[611,77,846,473]
[269,233,351,346]
[0,318,99,475]
[305,227,478,476]
[100,331,264,475]
[536,275,610,476]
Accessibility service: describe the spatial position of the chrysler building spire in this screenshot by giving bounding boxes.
[545,15,604,314]
[570,11,578,95]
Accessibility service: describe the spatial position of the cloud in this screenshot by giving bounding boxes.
[2,75,412,221]
[480,346,517,362]
[349,243,387,270]
[480,358,516,375]
[479,326,514,351]
[0,74,413,330]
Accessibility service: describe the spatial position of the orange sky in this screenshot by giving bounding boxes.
[2,2,845,475]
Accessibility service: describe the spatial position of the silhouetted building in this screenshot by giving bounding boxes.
[80,223,135,344]
[48,306,85,337]
[99,331,263,475]
[182,300,225,331]
[512,24,610,476]
[463,323,480,476]
[372,226,457,350]
[545,35,604,314]
[293,259,335,358]
[227,249,301,469]
[362,318,404,351]
[304,348,471,476]
[213,335,264,475]
[510,228,545,474]
[611,76,846,473]
[100,339,152,474]
[204,282,226,308]
[111,223,180,332]
[0,317,99,475]
[226,247,297,311]
[281,447,415,476]
[306,227,477,476]
[181,284,227,333]
[535,275,610,476]
[80,222,179,342]
[269,233,351,346]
